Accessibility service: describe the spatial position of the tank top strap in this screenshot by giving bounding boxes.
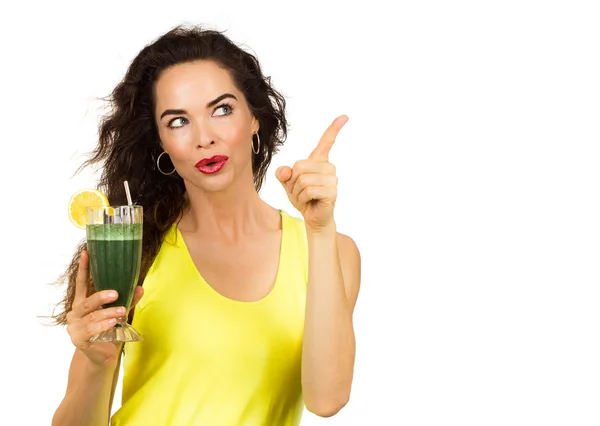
[279,210,308,283]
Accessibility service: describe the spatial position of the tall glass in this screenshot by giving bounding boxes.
[86,205,143,342]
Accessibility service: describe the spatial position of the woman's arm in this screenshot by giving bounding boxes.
[302,224,361,417]
[52,348,121,426]
[274,114,361,417]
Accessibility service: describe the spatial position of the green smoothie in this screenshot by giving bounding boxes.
[86,223,143,309]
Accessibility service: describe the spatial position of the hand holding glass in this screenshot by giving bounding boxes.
[86,205,143,343]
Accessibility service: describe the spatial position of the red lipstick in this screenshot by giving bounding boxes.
[195,155,229,174]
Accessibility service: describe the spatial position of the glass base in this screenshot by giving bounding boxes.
[90,316,142,343]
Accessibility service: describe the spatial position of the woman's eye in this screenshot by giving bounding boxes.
[213,104,233,117]
[168,117,187,128]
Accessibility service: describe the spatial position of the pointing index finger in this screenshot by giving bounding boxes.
[309,115,349,161]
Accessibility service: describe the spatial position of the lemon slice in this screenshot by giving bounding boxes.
[68,188,109,228]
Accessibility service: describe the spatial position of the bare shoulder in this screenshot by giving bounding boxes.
[336,231,361,311]
[336,232,360,258]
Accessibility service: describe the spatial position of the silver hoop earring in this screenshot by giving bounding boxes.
[157,151,176,175]
[252,133,261,155]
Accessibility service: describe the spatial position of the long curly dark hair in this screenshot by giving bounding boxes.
[51,25,288,325]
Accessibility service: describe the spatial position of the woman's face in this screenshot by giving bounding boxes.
[154,60,259,192]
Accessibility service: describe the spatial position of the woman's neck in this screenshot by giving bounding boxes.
[179,176,278,241]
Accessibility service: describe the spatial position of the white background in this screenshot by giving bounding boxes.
[1,0,599,424]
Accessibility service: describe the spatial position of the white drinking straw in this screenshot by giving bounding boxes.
[124,180,133,206]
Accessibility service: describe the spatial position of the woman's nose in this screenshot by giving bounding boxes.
[194,121,216,149]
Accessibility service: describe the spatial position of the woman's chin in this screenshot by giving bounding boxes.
[193,171,236,193]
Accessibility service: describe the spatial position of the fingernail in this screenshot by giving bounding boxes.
[108,291,118,299]
[117,307,126,314]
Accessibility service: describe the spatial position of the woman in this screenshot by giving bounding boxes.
[52,25,361,426]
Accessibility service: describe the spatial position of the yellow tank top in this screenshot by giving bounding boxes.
[111,210,308,426]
